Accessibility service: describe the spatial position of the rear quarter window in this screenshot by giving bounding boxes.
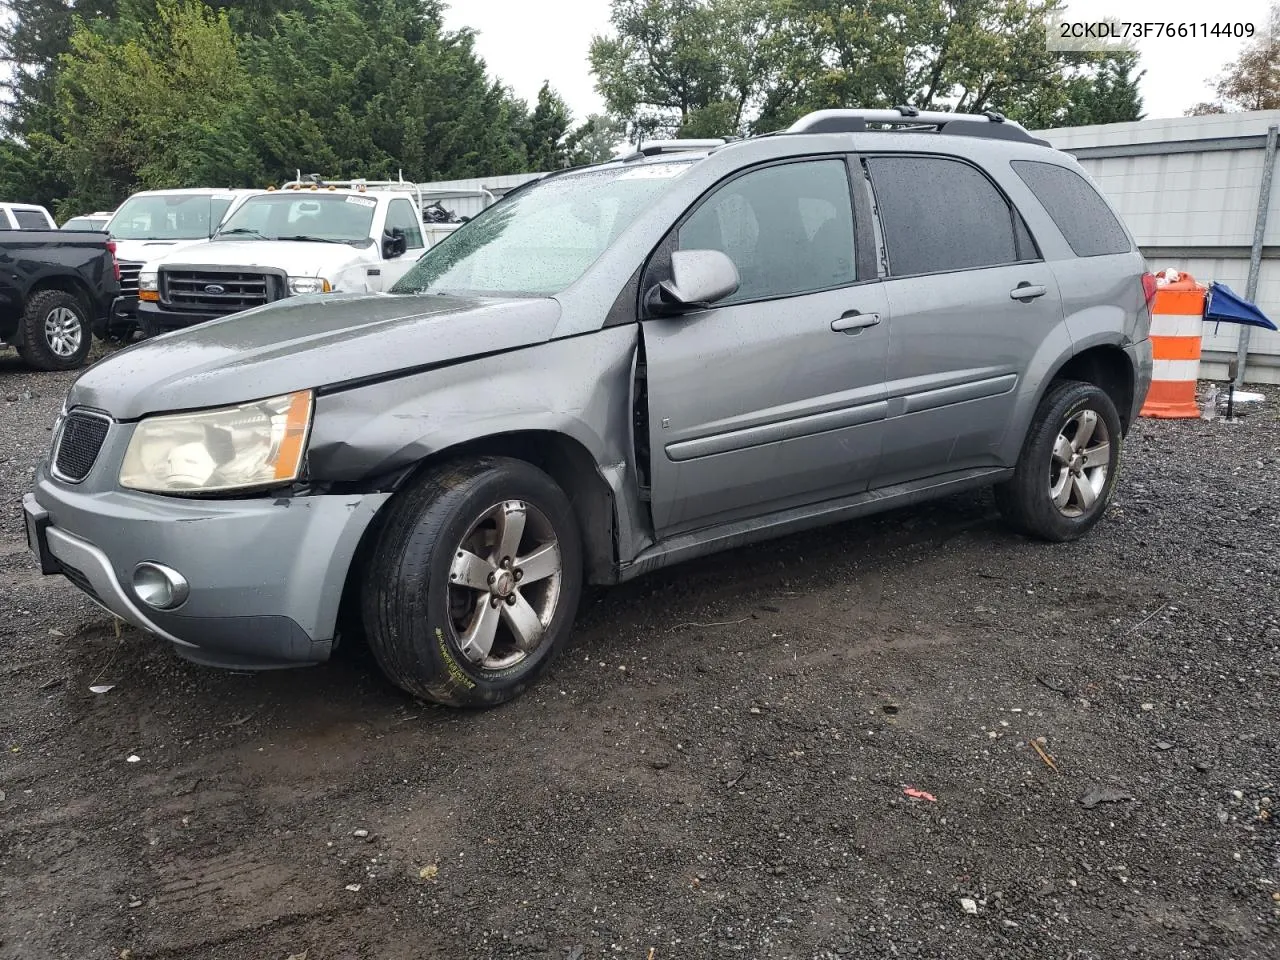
[1011,160,1131,258]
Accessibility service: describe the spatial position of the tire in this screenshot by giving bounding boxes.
[361,456,584,707]
[995,380,1123,542]
[16,290,92,371]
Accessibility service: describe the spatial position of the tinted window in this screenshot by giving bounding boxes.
[14,209,52,230]
[386,198,424,249]
[867,156,1032,277]
[1011,160,1131,257]
[678,159,856,303]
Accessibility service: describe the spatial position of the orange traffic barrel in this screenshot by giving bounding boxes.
[1141,271,1205,419]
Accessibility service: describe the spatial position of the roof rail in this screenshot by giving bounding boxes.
[621,138,726,162]
[786,108,1049,146]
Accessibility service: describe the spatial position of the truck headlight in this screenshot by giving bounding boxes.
[138,271,158,302]
[119,391,313,494]
[288,277,332,295]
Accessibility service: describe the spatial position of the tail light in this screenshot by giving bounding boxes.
[1141,272,1157,309]
[105,239,121,282]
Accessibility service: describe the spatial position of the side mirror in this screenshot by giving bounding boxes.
[382,229,407,259]
[646,249,740,315]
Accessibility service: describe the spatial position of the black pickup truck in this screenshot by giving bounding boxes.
[0,230,119,370]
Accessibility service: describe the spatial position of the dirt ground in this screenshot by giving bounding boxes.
[2,351,1278,960]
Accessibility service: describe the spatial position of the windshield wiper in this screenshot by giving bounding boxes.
[216,228,268,240]
[276,234,348,244]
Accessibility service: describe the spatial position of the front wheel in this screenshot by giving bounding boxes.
[995,380,1123,542]
[361,456,583,707]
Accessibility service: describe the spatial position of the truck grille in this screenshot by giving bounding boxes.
[53,412,110,482]
[162,270,280,314]
[117,260,143,295]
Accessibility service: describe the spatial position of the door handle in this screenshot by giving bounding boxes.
[1010,282,1048,302]
[831,311,881,334]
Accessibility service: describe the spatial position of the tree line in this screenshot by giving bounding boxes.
[0,0,1149,219]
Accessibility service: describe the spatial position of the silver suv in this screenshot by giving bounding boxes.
[24,108,1154,707]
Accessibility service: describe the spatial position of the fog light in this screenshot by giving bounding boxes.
[132,562,189,610]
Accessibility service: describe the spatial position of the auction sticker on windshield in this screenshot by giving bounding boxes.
[346,196,377,207]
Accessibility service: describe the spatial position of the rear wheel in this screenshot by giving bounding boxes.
[17,290,92,370]
[995,380,1122,542]
[361,456,583,707]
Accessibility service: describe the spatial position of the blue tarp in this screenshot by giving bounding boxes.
[1205,282,1278,332]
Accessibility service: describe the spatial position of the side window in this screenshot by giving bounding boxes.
[677,159,856,303]
[866,156,1033,277]
[386,198,424,250]
[14,209,51,230]
[1011,160,1131,257]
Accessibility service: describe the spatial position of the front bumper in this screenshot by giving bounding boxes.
[26,471,389,669]
[136,300,222,332]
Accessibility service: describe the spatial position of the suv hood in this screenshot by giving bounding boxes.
[143,239,365,276]
[67,293,562,420]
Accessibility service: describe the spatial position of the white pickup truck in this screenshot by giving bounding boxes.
[99,188,259,338]
[135,179,494,335]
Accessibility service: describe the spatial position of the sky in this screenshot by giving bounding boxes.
[442,0,1274,127]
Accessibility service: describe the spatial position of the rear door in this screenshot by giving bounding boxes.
[863,154,1064,487]
[641,156,890,537]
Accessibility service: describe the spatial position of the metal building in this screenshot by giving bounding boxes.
[1039,111,1280,384]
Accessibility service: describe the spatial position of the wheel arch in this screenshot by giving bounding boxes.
[1045,343,1136,432]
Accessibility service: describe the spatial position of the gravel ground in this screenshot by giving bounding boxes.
[1,346,1278,960]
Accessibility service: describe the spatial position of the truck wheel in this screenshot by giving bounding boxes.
[995,380,1122,542]
[18,290,93,370]
[361,456,583,707]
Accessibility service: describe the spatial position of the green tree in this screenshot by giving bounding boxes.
[565,113,626,164]
[51,0,257,213]
[1187,2,1280,115]
[521,81,572,169]
[590,0,1142,136]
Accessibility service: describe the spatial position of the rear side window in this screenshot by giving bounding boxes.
[14,209,52,230]
[1011,160,1131,257]
[865,156,1035,277]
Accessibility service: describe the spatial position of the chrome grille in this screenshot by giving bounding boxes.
[117,260,143,295]
[162,269,278,314]
[53,412,110,482]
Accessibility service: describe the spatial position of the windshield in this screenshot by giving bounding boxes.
[63,217,105,231]
[392,161,695,296]
[107,193,235,240]
[216,193,377,244]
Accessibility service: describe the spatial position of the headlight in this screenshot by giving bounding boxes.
[288,277,332,295]
[138,271,158,292]
[119,391,313,494]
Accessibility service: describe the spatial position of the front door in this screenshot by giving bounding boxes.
[641,157,890,538]
[860,154,1065,486]
[375,197,429,291]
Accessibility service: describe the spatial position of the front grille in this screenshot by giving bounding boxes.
[53,412,110,482]
[117,260,143,295]
[162,269,279,315]
[59,562,102,604]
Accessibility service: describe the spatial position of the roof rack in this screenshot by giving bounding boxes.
[621,138,726,162]
[786,107,1050,147]
[276,172,493,211]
